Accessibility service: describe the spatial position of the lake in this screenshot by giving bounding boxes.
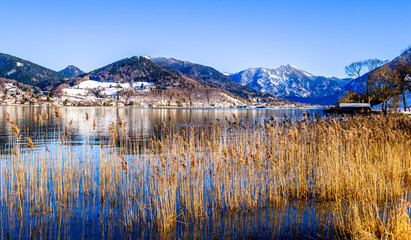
[1,106,408,239]
[0,106,323,147]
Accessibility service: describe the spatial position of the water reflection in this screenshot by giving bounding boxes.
[0,106,323,147]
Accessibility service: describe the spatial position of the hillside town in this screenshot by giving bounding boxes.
[0,77,308,108]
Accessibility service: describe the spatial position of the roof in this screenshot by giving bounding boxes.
[339,103,371,108]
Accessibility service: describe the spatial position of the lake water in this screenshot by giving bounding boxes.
[0,106,328,239]
[0,106,323,147]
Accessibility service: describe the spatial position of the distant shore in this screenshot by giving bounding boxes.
[0,103,326,110]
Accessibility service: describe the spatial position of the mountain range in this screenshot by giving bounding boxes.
[151,57,273,100]
[228,65,351,102]
[0,50,406,106]
[0,53,284,104]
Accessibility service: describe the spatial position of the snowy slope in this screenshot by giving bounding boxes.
[62,80,154,97]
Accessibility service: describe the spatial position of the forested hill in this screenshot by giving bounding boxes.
[0,52,65,89]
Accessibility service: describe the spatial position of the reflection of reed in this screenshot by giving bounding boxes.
[0,112,410,239]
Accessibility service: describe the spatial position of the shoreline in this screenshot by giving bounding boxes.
[0,103,326,110]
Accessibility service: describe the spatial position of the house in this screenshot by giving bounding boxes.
[338,103,371,113]
[324,103,371,114]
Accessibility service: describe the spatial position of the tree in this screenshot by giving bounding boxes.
[370,65,401,113]
[393,47,411,111]
[345,61,366,102]
[345,60,388,103]
[363,59,385,102]
[338,90,364,103]
[205,89,213,105]
[53,83,70,95]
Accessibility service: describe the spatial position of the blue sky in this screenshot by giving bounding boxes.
[0,0,410,78]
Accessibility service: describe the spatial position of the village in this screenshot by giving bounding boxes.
[0,78,306,109]
[2,78,408,113]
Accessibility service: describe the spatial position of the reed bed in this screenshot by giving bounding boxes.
[0,111,410,239]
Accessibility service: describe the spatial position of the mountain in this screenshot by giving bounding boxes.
[85,56,229,96]
[0,52,65,89]
[59,65,84,78]
[83,56,288,106]
[151,57,275,100]
[78,56,263,106]
[228,65,350,103]
[86,56,190,86]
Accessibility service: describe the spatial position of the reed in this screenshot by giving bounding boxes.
[0,112,410,239]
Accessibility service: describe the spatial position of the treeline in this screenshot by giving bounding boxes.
[341,47,411,113]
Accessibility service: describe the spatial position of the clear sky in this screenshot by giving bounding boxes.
[0,0,410,78]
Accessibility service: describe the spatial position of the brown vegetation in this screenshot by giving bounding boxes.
[0,112,410,238]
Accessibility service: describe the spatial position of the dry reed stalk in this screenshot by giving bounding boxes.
[38,114,44,125]
[10,122,20,137]
[1,113,410,238]
[54,107,60,118]
[26,137,34,149]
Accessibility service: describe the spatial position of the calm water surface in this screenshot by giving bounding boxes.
[0,106,323,147]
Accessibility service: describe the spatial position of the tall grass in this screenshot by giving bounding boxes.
[0,112,410,239]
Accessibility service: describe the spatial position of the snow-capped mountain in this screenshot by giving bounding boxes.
[228,65,350,100]
[152,57,276,100]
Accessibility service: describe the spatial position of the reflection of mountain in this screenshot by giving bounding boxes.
[0,106,323,150]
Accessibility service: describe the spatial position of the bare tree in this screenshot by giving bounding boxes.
[393,47,411,111]
[205,89,213,105]
[363,59,385,102]
[370,65,401,113]
[53,83,70,95]
[345,61,366,102]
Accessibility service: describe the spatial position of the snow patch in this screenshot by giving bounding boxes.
[219,92,244,105]
[62,89,89,96]
[62,80,154,98]
[7,69,17,75]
